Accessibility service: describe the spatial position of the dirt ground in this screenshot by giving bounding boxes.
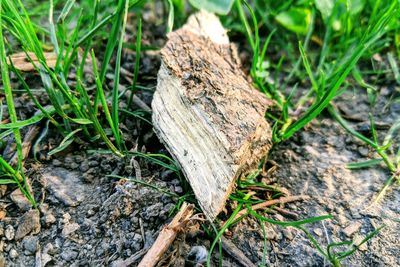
[1,7,400,266]
[231,87,400,266]
[2,84,399,267]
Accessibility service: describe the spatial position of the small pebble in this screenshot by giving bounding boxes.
[70,162,79,169]
[343,222,362,237]
[358,146,369,157]
[283,228,294,240]
[52,159,62,166]
[62,222,80,237]
[265,227,277,240]
[63,213,71,223]
[5,225,15,241]
[15,209,41,240]
[42,213,57,227]
[23,236,39,255]
[337,214,348,226]
[187,246,207,264]
[61,249,78,261]
[313,228,323,237]
[9,249,18,259]
[174,186,183,194]
[353,234,368,251]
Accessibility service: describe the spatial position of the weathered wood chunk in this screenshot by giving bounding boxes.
[152,11,273,220]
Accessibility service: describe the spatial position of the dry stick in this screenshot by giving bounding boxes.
[112,249,148,267]
[233,195,310,221]
[119,86,151,112]
[273,206,299,220]
[221,236,256,267]
[10,125,40,165]
[138,202,194,267]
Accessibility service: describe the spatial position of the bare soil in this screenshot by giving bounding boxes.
[1,9,399,267]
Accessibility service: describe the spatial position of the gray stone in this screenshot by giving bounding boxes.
[41,167,85,207]
[15,209,41,240]
[143,203,163,219]
[174,186,183,194]
[23,236,39,255]
[60,249,78,261]
[10,189,32,211]
[358,146,369,157]
[62,222,80,237]
[9,249,18,259]
[52,159,62,166]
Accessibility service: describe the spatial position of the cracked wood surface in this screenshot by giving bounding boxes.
[152,11,273,220]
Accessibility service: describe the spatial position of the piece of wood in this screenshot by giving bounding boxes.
[152,11,273,220]
[233,195,310,221]
[138,202,194,267]
[221,236,256,267]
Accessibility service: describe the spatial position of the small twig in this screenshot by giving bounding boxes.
[139,217,146,248]
[273,206,299,220]
[138,202,194,267]
[10,125,40,166]
[234,195,310,221]
[119,86,151,112]
[221,236,256,267]
[112,248,148,267]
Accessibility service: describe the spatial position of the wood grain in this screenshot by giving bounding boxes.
[152,11,273,220]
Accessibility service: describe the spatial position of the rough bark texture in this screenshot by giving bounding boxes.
[152,11,273,220]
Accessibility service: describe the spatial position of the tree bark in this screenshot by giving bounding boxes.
[152,10,273,220]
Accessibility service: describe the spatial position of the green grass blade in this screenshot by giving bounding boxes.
[347,159,383,169]
[0,7,23,169]
[111,0,129,149]
[48,128,82,156]
[281,3,398,141]
[127,17,142,107]
[167,0,174,33]
[57,0,76,22]
[299,42,318,94]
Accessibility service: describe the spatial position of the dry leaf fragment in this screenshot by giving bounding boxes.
[7,51,57,72]
[0,210,6,221]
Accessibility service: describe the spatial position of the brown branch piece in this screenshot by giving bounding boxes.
[221,236,256,267]
[138,202,194,267]
[152,10,273,220]
[233,195,310,221]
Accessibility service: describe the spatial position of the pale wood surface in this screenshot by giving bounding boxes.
[152,11,273,220]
